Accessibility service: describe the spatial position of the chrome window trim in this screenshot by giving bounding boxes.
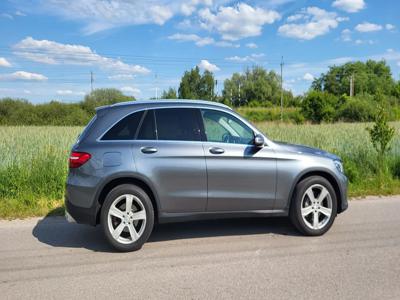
[96,104,272,146]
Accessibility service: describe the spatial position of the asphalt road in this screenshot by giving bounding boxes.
[0,196,399,299]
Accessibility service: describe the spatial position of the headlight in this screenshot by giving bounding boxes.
[334,160,344,173]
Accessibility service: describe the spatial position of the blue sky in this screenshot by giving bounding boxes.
[0,0,399,103]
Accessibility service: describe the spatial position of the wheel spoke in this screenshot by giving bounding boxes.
[109,205,124,219]
[313,211,319,229]
[317,188,329,204]
[306,188,316,202]
[127,223,139,241]
[112,222,125,239]
[301,205,313,217]
[125,195,133,212]
[131,210,146,221]
[319,206,332,218]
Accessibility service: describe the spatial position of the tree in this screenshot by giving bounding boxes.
[161,87,177,99]
[366,93,396,175]
[82,88,135,114]
[222,66,293,107]
[311,60,396,97]
[178,66,215,100]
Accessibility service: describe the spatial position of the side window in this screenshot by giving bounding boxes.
[102,111,144,140]
[155,108,202,141]
[201,109,254,145]
[137,110,156,140]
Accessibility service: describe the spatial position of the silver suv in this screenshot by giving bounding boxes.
[65,100,348,251]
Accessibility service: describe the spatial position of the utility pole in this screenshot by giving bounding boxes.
[90,71,94,93]
[238,81,241,106]
[280,56,284,122]
[349,74,354,97]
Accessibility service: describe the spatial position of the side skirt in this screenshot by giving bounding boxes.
[158,209,288,224]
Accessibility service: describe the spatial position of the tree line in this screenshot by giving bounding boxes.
[1,60,400,125]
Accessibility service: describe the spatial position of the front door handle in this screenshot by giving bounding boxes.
[209,147,225,155]
[141,147,158,154]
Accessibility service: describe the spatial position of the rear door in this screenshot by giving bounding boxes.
[200,108,277,212]
[132,108,207,213]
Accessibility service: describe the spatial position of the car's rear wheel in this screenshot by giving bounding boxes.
[290,176,337,236]
[101,184,154,252]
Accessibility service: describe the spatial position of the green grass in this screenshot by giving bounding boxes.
[0,123,399,219]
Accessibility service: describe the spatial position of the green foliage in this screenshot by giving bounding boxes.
[301,91,338,123]
[161,87,177,99]
[222,66,294,107]
[337,96,375,122]
[0,88,134,126]
[178,67,215,100]
[237,107,304,124]
[312,60,396,97]
[81,88,134,115]
[366,102,396,163]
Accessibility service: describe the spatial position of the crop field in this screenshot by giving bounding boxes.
[0,123,399,218]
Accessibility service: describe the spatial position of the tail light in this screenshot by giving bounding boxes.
[69,152,91,168]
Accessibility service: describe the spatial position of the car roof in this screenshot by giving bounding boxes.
[96,99,232,112]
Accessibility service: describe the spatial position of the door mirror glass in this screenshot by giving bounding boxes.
[253,134,265,147]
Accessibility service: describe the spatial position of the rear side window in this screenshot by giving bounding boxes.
[155,108,202,141]
[102,111,144,140]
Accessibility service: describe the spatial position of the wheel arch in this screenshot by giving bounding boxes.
[288,169,344,214]
[95,174,160,224]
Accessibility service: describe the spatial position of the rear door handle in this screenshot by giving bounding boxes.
[209,147,225,155]
[141,147,158,154]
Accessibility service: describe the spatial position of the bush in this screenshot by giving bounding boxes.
[337,97,375,122]
[301,91,338,123]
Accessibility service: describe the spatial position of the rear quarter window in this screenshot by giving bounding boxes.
[101,111,144,140]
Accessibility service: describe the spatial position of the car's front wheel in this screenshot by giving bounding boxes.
[101,184,154,252]
[290,176,337,236]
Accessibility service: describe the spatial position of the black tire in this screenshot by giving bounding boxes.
[290,176,337,236]
[101,184,154,252]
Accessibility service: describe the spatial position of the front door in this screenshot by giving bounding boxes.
[200,109,277,211]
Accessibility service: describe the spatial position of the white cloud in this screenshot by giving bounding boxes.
[180,0,212,16]
[37,0,175,34]
[15,11,26,17]
[56,89,85,96]
[199,3,280,41]
[354,39,374,45]
[278,7,345,40]
[108,74,135,80]
[0,71,48,81]
[341,29,352,42]
[0,57,12,67]
[120,86,141,96]
[332,0,365,13]
[303,72,314,81]
[1,13,13,20]
[198,59,220,72]
[168,33,239,48]
[13,37,150,75]
[245,43,258,49]
[226,53,265,63]
[355,22,383,32]
[386,24,396,31]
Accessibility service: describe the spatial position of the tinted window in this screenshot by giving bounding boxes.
[137,110,156,140]
[155,108,202,141]
[201,109,254,145]
[102,111,144,140]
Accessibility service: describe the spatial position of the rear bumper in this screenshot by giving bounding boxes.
[65,184,99,226]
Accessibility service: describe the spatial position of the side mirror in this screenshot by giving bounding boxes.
[253,134,265,147]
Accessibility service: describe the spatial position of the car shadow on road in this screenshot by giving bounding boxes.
[32,214,300,252]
